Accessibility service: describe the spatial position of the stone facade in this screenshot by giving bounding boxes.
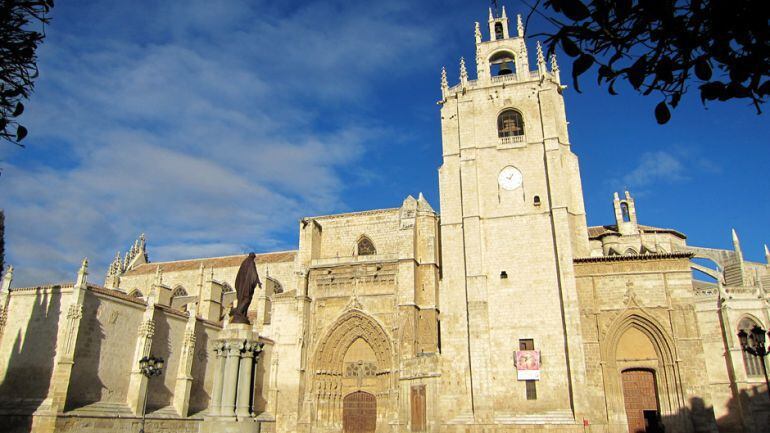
[0,7,768,433]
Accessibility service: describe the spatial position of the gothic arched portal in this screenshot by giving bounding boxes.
[308,310,394,431]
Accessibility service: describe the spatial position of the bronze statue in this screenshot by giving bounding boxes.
[230,253,261,324]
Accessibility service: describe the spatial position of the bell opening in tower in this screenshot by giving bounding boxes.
[489,51,515,76]
[494,22,504,40]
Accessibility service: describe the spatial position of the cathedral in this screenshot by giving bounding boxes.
[1,7,769,433]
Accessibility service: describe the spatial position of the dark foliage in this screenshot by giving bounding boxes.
[535,0,770,124]
[0,0,53,144]
[0,210,4,274]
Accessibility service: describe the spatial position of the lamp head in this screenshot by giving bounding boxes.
[737,329,749,349]
[751,325,766,348]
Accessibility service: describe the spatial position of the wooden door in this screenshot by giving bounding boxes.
[343,391,376,433]
[621,369,661,433]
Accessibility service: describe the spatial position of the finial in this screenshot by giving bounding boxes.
[517,14,524,37]
[764,244,769,263]
[441,66,448,90]
[1,265,13,292]
[551,53,559,72]
[475,21,482,44]
[613,192,620,200]
[460,57,468,83]
[489,7,494,21]
[731,229,744,260]
[536,41,545,65]
[501,6,508,19]
[76,258,89,288]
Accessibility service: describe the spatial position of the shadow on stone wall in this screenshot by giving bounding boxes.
[64,293,105,410]
[0,291,61,432]
[188,321,211,416]
[654,387,770,433]
[147,311,173,413]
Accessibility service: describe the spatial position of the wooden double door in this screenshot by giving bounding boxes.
[343,391,376,433]
[621,369,663,433]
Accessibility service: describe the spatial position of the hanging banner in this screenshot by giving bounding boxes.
[515,350,541,380]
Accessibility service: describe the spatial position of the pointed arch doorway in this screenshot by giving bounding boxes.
[343,391,376,433]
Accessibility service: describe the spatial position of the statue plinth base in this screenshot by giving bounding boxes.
[203,323,263,432]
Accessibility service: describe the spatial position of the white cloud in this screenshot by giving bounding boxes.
[1,0,443,286]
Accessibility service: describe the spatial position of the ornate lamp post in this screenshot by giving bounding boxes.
[138,355,165,433]
[737,325,770,398]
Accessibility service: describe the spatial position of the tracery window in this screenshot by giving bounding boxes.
[357,237,376,256]
[497,109,524,138]
[738,317,766,377]
[172,286,187,298]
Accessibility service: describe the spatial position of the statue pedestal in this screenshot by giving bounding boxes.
[202,323,263,433]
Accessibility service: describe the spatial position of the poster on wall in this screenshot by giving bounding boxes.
[515,350,541,380]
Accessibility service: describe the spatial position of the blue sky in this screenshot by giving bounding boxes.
[1,0,768,286]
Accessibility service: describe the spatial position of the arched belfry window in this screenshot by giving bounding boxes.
[621,202,631,222]
[357,236,376,256]
[494,22,504,40]
[497,109,524,138]
[489,51,515,76]
[738,317,765,377]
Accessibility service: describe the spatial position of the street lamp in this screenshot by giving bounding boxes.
[138,355,165,433]
[737,325,770,398]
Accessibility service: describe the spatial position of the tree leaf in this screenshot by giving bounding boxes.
[654,101,671,124]
[572,54,594,93]
[560,0,591,21]
[561,36,581,57]
[16,125,28,141]
[13,102,24,117]
[694,57,712,81]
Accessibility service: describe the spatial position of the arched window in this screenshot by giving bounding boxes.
[621,202,631,222]
[172,286,188,298]
[357,237,376,256]
[494,22,504,40]
[738,317,765,377]
[497,109,524,138]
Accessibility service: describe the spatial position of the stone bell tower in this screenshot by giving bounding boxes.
[436,6,590,427]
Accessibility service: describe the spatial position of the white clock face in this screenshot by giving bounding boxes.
[498,166,522,191]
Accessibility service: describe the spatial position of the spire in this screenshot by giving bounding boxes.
[460,57,468,85]
[489,7,494,21]
[765,244,769,264]
[76,258,88,289]
[536,41,547,76]
[501,5,508,19]
[1,265,13,292]
[517,14,524,37]
[475,21,482,44]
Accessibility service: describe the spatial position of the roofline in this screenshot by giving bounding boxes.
[574,252,694,263]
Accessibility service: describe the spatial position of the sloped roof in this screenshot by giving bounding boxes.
[587,224,686,240]
[124,251,297,276]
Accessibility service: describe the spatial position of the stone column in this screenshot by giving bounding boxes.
[208,341,227,417]
[220,340,243,419]
[173,306,197,417]
[236,342,263,419]
[126,295,157,415]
